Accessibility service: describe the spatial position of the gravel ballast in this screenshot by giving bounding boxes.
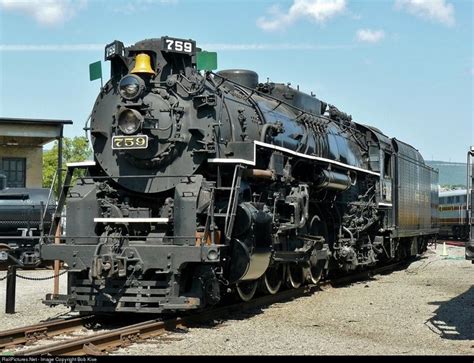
[115,244,473,355]
[0,269,70,330]
[0,244,472,355]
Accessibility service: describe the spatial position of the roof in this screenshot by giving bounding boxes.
[0,117,73,145]
[0,117,73,126]
[439,189,467,197]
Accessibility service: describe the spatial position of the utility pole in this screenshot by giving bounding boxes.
[467,146,474,262]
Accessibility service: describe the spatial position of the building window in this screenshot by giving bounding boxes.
[1,158,26,188]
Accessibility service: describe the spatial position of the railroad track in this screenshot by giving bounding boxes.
[1,259,411,356]
[0,315,95,349]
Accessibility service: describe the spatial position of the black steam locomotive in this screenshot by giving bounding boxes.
[41,36,439,313]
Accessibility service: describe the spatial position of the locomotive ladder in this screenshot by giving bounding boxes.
[212,164,244,243]
[48,162,95,237]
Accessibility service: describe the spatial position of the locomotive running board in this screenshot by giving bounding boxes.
[208,140,380,176]
[66,161,96,168]
[94,218,169,223]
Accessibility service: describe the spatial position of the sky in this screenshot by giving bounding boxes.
[0,0,472,162]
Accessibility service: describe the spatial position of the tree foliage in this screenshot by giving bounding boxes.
[43,136,92,195]
[440,184,466,191]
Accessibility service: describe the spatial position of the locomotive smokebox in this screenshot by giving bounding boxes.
[216,69,259,89]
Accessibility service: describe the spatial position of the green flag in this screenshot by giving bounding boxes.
[89,61,102,81]
[196,51,217,71]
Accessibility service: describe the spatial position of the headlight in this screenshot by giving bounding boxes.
[117,108,143,135]
[119,74,144,100]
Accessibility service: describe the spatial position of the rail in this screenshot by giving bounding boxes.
[0,315,94,349]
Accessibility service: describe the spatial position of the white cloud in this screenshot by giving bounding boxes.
[363,58,373,66]
[0,0,87,26]
[356,29,385,44]
[257,0,347,31]
[114,0,177,14]
[201,43,355,51]
[395,0,455,27]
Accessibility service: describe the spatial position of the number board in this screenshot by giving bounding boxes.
[112,135,148,150]
[162,37,195,55]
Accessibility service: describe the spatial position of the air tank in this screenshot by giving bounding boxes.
[316,170,352,191]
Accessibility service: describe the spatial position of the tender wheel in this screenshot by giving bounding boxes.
[259,264,285,295]
[236,280,258,302]
[0,244,11,271]
[286,263,304,289]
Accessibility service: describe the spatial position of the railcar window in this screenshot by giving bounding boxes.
[447,196,454,204]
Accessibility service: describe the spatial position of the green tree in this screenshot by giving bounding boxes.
[43,136,92,195]
[440,184,466,190]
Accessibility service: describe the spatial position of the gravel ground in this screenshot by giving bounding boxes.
[0,244,472,355]
[0,269,70,330]
[114,244,473,355]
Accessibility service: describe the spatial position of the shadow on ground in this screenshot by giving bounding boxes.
[426,286,474,341]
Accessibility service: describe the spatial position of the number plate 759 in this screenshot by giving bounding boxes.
[112,135,148,150]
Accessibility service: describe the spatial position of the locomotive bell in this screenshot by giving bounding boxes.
[131,53,155,74]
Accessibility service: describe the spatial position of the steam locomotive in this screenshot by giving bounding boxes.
[41,36,439,313]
